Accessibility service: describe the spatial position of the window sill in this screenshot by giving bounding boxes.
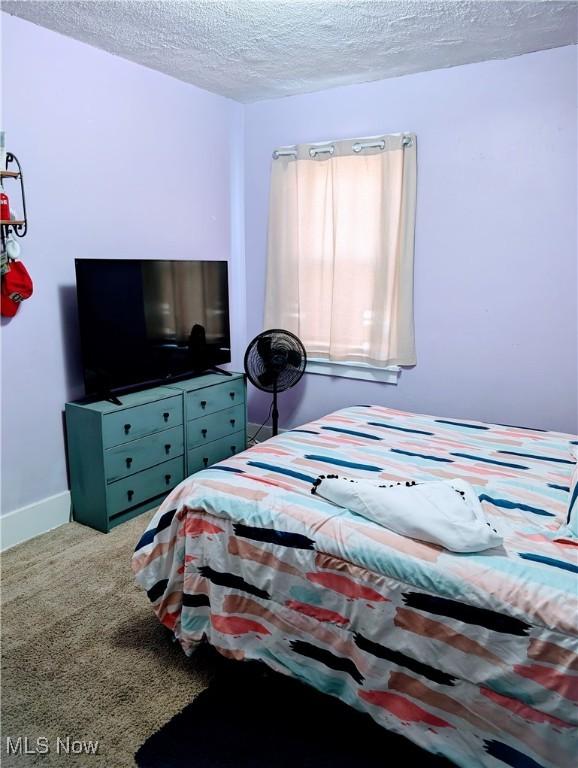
[306,359,400,384]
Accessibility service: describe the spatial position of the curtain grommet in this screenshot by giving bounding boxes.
[310,145,334,158]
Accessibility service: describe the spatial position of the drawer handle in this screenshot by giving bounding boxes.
[124,423,131,435]
[163,412,170,422]
[127,490,134,502]
[200,400,207,409]
[125,457,133,468]
[203,457,209,468]
[165,474,172,485]
[231,445,236,453]
[201,428,207,438]
[229,392,235,400]
[164,444,171,455]
[230,418,236,427]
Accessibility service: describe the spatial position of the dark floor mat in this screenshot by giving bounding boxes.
[135,651,453,767]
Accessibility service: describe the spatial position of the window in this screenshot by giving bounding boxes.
[264,133,417,378]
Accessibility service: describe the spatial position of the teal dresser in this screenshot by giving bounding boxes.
[167,373,246,475]
[65,373,246,532]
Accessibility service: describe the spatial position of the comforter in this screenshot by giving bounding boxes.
[133,406,578,768]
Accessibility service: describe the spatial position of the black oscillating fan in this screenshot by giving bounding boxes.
[244,329,307,436]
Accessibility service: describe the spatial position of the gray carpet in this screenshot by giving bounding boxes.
[1,512,213,767]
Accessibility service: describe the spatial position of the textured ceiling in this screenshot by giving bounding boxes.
[3,1,577,102]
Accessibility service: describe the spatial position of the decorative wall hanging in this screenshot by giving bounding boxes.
[1,132,32,316]
[0,149,27,242]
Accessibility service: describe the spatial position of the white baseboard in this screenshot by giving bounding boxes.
[1,491,71,552]
[247,422,287,443]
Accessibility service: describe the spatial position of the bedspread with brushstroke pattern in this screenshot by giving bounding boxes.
[133,406,578,768]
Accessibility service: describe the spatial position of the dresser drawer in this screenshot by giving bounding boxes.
[102,396,182,448]
[186,378,244,421]
[187,430,245,473]
[106,457,184,515]
[104,426,183,483]
[187,404,244,449]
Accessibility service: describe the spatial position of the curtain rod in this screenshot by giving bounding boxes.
[272,134,414,160]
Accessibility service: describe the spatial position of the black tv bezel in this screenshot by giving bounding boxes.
[74,258,232,401]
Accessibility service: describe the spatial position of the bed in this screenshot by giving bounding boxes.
[132,406,578,768]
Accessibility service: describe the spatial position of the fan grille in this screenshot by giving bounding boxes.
[244,329,307,393]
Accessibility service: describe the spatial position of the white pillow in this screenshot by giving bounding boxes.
[312,476,503,553]
[564,449,578,536]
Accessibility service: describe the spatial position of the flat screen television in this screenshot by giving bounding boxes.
[75,259,231,399]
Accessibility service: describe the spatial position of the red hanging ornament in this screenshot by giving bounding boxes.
[0,188,10,221]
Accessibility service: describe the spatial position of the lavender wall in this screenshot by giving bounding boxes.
[1,14,243,515]
[244,46,578,435]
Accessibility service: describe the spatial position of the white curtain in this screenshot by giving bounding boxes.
[264,134,417,367]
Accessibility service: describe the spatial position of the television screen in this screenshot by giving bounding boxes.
[75,259,231,397]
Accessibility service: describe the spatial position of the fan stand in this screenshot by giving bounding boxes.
[272,378,279,437]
